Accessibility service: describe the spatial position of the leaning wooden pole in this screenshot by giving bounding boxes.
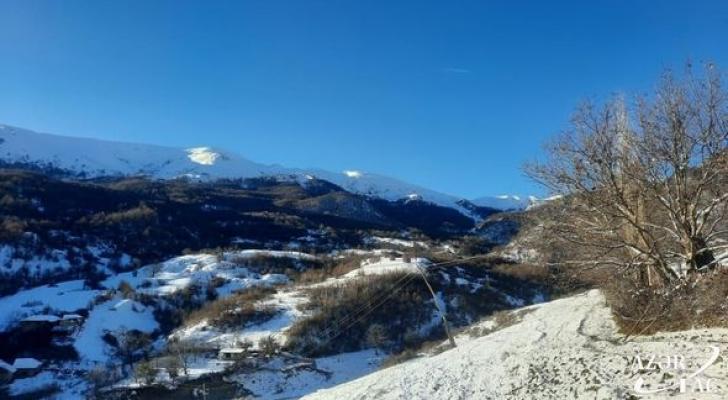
[415,260,456,348]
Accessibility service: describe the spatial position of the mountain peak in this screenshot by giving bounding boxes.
[186,147,225,166]
[0,124,531,214]
[343,170,364,179]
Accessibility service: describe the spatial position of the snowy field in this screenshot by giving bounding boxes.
[172,287,309,349]
[102,250,310,296]
[1,248,545,399]
[0,280,98,330]
[303,290,728,400]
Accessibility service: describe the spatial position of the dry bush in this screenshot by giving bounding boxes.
[227,253,320,275]
[183,286,276,328]
[214,302,277,329]
[86,203,158,227]
[380,349,419,369]
[295,254,367,284]
[604,268,728,335]
[0,216,28,240]
[330,255,365,276]
[259,335,281,357]
[286,273,431,356]
[492,263,551,282]
[492,263,600,298]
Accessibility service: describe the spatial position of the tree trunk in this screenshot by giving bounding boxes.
[689,236,715,274]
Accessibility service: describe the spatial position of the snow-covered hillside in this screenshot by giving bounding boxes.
[471,195,535,210]
[0,124,527,212]
[303,290,728,400]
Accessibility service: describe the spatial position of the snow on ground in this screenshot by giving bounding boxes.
[166,280,386,399]
[8,371,57,396]
[6,362,90,399]
[341,257,427,279]
[367,236,428,248]
[471,194,533,210]
[231,349,384,399]
[0,244,70,275]
[0,241,131,280]
[0,280,97,330]
[331,248,391,258]
[172,288,309,349]
[0,249,406,399]
[303,290,728,400]
[74,297,159,363]
[172,254,428,349]
[102,250,305,297]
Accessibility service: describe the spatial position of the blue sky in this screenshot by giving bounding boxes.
[1,1,727,198]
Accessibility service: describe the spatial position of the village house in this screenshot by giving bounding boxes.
[12,358,42,378]
[218,348,246,361]
[218,347,260,368]
[19,314,60,330]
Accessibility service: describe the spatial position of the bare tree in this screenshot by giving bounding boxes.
[365,323,390,353]
[167,338,193,377]
[164,356,182,383]
[259,335,281,357]
[134,360,157,385]
[113,329,152,372]
[86,365,113,398]
[526,65,728,286]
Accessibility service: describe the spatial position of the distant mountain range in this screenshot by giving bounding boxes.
[0,124,534,215]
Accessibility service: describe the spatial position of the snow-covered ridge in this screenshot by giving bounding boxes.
[0,124,529,212]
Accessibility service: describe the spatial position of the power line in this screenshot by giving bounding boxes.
[318,272,422,347]
[313,254,488,349]
[316,271,417,339]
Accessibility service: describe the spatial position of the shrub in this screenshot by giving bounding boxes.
[295,254,365,284]
[134,360,156,385]
[604,269,728,335]
[259,335,280,357]
[183,286,277,328]
[365,323,391,351]
[165,356,182,382]
[380,348,419,369]
[87,365,114,396]
[286,273,431,356]
[117,280,136,299]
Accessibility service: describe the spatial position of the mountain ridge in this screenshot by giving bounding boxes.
[0,123,532,213]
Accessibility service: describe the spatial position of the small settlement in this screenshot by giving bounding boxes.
[1,313,85,383]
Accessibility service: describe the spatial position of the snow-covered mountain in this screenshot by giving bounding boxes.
[0,124,529,212]
[471,195,535,210]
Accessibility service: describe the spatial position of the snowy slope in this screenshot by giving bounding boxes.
[303,290,728,400]
[0,124,278,179]
[0,124,527,211]
[471,195,536,210]
[0,280,97,330]
[101,250,303,297]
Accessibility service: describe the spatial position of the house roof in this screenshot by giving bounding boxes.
[13,358,42,369]
[219,348,245,354]
[21,315,61,323]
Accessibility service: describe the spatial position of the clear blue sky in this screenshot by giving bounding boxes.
[1,1,727,198]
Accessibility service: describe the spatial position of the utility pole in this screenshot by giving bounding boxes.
[411,238,456,348]
[193,383,208,400]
